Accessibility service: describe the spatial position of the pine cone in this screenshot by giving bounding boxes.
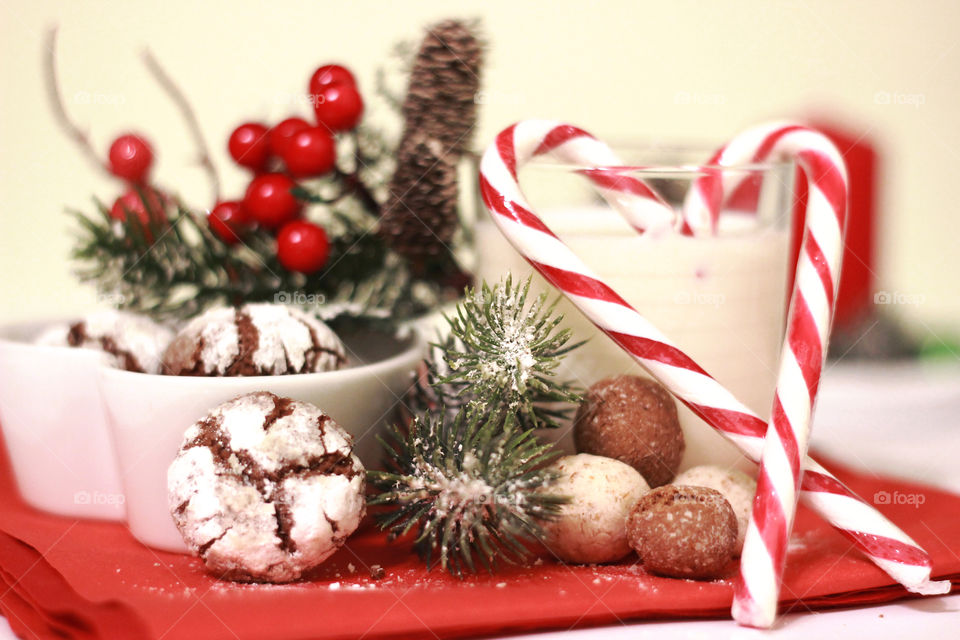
[401,19,483,155]
[379,19,483,279]
[380,132,459,268]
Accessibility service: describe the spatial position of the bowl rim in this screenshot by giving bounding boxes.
[0,316,426,384]
[96,323,426,385]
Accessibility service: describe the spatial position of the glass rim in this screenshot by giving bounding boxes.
[525,157,793,175]
[522,141,793,175]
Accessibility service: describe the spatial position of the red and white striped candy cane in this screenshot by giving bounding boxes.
[478,120,950,612]
[726,125,845,627]
[681,120,808,235]
[491,120,676,235]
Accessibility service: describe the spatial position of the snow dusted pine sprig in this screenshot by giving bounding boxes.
[368,409,566,576]
[368,274,582,575]
[437,275,583,429]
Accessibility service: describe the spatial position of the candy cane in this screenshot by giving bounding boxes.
[681,120,807,235]
[495,120,676,235]
[478,120,950,612]
[720,125,844,627]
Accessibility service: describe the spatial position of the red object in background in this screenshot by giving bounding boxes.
[276,220,330,274]
[242,173,302,230]
[208,201,252,245]
[108,133,154,183]
[725,122,878,330]
[228,123,271,172]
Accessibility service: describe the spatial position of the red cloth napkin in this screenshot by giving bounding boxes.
[1,432,957,640]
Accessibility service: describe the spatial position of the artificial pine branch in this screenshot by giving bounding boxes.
[369,274,583,576]
[368,409,566,576]
[438,275,584,430]
[70,191,436,322]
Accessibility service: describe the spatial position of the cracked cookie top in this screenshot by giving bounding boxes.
[35,310,174,374]
[167,391,366,583]
[161,303,347,376]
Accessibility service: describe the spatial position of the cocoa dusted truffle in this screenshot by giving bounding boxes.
[626,485,737,579]
[574,375,684,487]
[167,391,366,583]
[162,303,346,376]
[673,465,757,555]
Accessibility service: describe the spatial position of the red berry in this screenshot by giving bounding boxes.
[313,84,364,132]
[281,127,336,177]
[228,123,270,171]
[108,134,153,183]
[242,173,301,229]
[308,64,356,101]
[276,220,330,274]
[268,117,310,157]
[208,201,251,245]
[110,188,166,242]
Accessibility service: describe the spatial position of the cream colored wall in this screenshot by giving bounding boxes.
[1,0,958,334]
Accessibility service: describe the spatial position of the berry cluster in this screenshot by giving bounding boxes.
[101,65,364,275]
[213,64,365,274]
[105,134,166,243]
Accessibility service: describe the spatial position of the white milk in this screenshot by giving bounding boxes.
[474,206,791,473]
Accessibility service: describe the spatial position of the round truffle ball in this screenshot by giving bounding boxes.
[35,310,173,373]
[626,485,737,579]
[162,303,346,376]
[574,375,685,487]
[542,454,650,564]
[673,465,756,555]
[167,391,365,582]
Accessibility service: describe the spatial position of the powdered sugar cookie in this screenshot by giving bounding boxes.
[162,303,346,376]
[167,391,365,582]
[35,310,173,373]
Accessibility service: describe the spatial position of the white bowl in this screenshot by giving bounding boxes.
[99,325,424,553]
[0,320,126,520]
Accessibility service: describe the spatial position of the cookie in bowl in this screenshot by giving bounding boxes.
[35,309,173,374]
[162,303,347,376]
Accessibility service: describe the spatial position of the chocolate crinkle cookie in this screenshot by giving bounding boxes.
[167,392,366,583]
[626,485,737,580]
[162,303,347,376]
[34,310,173,374]
[574,375,685,487]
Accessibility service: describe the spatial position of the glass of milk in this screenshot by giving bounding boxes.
[473,147,795,473]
